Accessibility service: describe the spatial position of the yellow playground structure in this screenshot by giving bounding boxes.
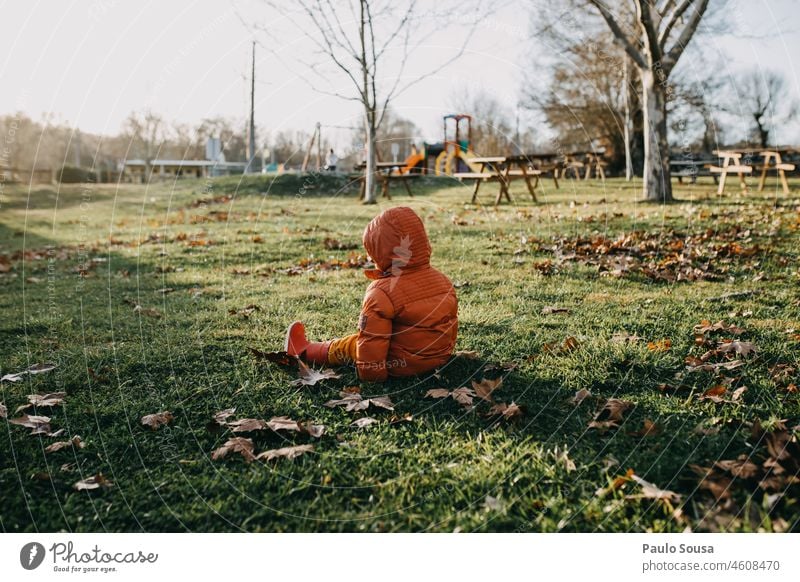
[431,114,484,176]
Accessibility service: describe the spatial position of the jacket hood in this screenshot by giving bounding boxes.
[362,206,431,275]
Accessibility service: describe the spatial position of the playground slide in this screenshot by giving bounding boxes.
[399,152,424,174]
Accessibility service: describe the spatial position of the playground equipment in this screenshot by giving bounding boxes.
[430,114,484,176]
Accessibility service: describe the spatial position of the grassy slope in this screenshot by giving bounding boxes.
[0,173,798,532]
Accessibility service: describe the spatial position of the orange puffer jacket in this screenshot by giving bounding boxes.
[356,207,458,382]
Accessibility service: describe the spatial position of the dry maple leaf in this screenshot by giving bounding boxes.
[228,418,268,433]
[369,396,395,411]
[693,320,745,335]
[291,360,341,387]
[26,392,66,407]
[389,412,414,425]
[713,455,759,479]
[1,362,57,383]
[700,385,728,403]
[45,436,84,453]
[450,387,476,406]
[471,377,502,402]
[212,408,236,425]
[211,437,256,463]
[299,421,326,438]
[73,473,113,491]
[9,414,53,435]
[140,411,174,430]
[324,392,368,411]
[256,444,314,461]
[589,398,633,430]
[717,340,757,357]
[486,402,523,421]
[570,388,592,406]
[351,417,378,428]
[690,464,732,502]
[611,332,643,344]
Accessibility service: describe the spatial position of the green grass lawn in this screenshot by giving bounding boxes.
[1,173,798,532]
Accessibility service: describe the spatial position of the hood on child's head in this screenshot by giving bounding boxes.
[362,206,432,274]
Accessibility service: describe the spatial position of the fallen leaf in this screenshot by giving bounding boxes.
[611,332,643,344]
[454,350,481,360]
[0,402,6,418]
[693,320,745,335]
[588,398,633,430]
[486,402,523,421]
[299,421,326,438]
[140,411,174,430]
[9,414,53,435]
[424,388,451,399]
[323,393,393,412]
[471,377,502,402]
[700,385,728,403]
[212,408,236,425]
[228,418,268,433]
[45,436,84,453]
[211,437,256,463]
[714,455,760,479]
[256,444,314,461]
[249,348,300,368]
[450,387,476,406]
[73,473,113,491]
[26,392,66,407]
[629,473,681,503]
[1,362,57,383]
[389,412,413,425]
[541,306,570,315]
[291,360,341,387]
[627,418,660,438]
[570,388,592,406]
[595,468,634,497]
[717,340,757,357]
[351,417,378,428]
[647,339,672,352]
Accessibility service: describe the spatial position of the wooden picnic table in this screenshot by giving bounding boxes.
[711,149,796,195]
[454,155,541,206]
[353,162,416,200]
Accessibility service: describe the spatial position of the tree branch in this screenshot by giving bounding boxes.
[662,0,710,73]
[587,0,647,69]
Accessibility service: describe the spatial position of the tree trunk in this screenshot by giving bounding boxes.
[640,69,673,202]
[623,59,633,182]
[363,120,378,204]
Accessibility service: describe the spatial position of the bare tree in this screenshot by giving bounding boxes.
[588,0,711,201]
[123,110,166,181]
[250,1,478,203]
[732,70,798,148]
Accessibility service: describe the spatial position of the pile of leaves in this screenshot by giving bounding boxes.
[542,227,764,283]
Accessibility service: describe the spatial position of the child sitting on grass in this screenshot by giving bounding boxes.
[284,206,458,382]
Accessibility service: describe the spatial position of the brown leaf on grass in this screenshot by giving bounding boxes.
[714,455,760,479]
[388,412,413,425]
[627,419,660,438]
[451,387,476,406]
[9,414,53,435]
[26,392,66,407]
[486,402,523,421]
[228,418,267,433]
[45,436,84,453]
[249,349,299,369]
[595,468,634,497]
[454,350,481,360]
[569,388,592,406]
[256,444,315,461]
[140,411,174,430]
[693,320,745,336]
[424,388,451,399]
[229,304,260,317]
[211,437,256,463]
[541,306,570,315]
[0,402,6,418]
[369,396,395,411]
[323,237,358,250]
[717,340,757,357]
[628,473,681,503]
[351,417,378,428]
[647,339,672,352]
[324,392,393,412]
[291,360,341,387]
[685,358,745,373]
[1,362,57,383]
[133,305,162,318]
[588,398,633,431]
[212,408,236,425]
[73,473,113,491]
[542,336,580,355]
[471,377,502,402]
[690,464,733,502]
[299,421,326,438]
[700,385,728,403]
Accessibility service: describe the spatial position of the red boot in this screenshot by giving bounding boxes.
[284,321,331,365]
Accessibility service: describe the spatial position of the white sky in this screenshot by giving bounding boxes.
[1,0,798,148]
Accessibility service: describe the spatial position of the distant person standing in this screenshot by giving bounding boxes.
[325,148,338,172]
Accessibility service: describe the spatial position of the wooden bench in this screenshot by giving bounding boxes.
[755,150,795,194]
[351,167,418,200]
[456,156,542,205]
[669,159,719,184]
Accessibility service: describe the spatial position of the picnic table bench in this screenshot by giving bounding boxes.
[453,155,541,205]
[710,149,796,195]
[669,159,719,184]
[352,162,418,200]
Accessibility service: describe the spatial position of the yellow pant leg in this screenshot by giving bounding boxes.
[327,333,358,365]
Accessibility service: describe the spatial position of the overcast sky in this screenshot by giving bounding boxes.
[1,0,798,148]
